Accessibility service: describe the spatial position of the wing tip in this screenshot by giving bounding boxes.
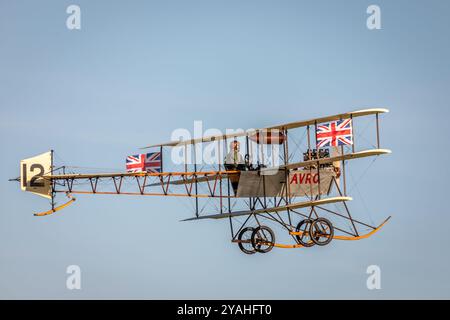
[375,148,392,155]
[180,216,200,222]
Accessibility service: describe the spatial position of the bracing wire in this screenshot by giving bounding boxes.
[346,157,378,226]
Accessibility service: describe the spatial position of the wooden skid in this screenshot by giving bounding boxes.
[289,216,391,241]
[34,195,76,217]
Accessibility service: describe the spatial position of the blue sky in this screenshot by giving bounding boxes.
[1,0,449,299]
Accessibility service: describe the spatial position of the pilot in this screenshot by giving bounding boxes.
[224,140,247,194]
[224,140,246,171]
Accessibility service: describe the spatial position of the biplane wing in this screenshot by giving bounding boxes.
[181,196,352,221]
[265,108,389,130]
[261,148,392,172]
[142,108,388,148]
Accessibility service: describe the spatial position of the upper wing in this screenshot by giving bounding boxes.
[141,131,250,149]
[265,108,388,131]
[141,108,389,149]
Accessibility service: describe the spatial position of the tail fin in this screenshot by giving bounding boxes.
[20,151,53,199]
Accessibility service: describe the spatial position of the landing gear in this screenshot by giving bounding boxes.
[251,226,275,253]
[295,219,315,247]
[235,218,333,254]
[310,218,334,246]
[237,227,257,255]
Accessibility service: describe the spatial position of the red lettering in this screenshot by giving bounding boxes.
[299,174,305,184]
[305,174,312,184]
[313,174,319,183]
[290,174,298,184]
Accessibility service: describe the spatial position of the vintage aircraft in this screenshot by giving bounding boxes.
[11,108,391,254]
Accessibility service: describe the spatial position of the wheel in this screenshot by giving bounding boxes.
[251,226,275,253]
[237,227,256,255]
[295,219,315,247]
[309,218,334,246]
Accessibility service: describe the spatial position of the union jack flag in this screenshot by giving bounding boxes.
[126,152,162,173]
[316,119,353,148]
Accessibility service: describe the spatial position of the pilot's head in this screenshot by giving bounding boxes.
[230,140,240,151]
